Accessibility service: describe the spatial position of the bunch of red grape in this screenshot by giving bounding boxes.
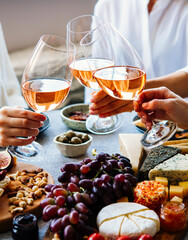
[40,152,137,240]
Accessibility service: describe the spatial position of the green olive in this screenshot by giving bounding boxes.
[57,135,69,143]
[70,137,82,144]
[76,133,83,139]
[65,130,77,140]
[81,134,90,142]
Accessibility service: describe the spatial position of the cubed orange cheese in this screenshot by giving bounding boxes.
[179,181,188,197]
[170,196,183,203]
[169,185,184,199]
[117,197,129,203]
[155,177,168,187]
[165,187,169,200]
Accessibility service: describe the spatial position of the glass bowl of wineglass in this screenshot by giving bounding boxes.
[67,15,124,134]
[8,35,75,161]
[81,23,177,149]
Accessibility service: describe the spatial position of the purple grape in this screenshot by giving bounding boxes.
[90,193,98,203]
[79,213,89,222]
[108,159,119,168]
[103,162,113,173]
[61,214,70,228]
[45,205,58,218]
[68,182,80,193]
[124,167,134,175]
[69,210,79,224]
[79,179,93,190]
[61,163,78,173]
[50,218,62,233]
[44,184,54,192]
[45,192,54,199]
[58,171,71,183]
[83,158,92,164]
[51,184,63,192]
[40,198,55,208]
[57,207,67,217]
[70,175,80,185]
[124,173,138,187]
[114,174,125,183]
[119,158,132,167]
[102,182,112,193]
[64,225,75,240]
[56,195,66,207]
[87,160,101,170]
[81,192,93,205]
[66,195,75,207]
[75,202,89,214]
[96,152,107,162]
[93,178,103,188]
[92,186,102,196]
[100,174,110,183]
[113,181,122,198]
[73,192,83,203]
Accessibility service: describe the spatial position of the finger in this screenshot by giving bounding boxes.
[3,107,47,121]
[90,99,133,115]
[90,90,109,103]
[2,128,39,137]
[0,136,36,147]
[142,99,171,112]
[98,102,133,118]
[90,95,117,110]
[4,118,44,129]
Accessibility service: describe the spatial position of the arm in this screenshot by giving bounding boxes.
[134,87,188,130]
[89,70,188,117]
[0,107,46,147]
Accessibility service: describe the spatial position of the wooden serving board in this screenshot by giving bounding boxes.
[0,162,54,233]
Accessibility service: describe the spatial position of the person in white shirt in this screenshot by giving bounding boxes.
[88,0,188,117]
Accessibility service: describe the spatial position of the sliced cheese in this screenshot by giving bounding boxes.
[97,203,160,239]
[169,185,184,199]
[149,154,188,184]
[99,216,125,240]
[119,134,144,176]
[170,196,183,203]
[179,181,188,197]
[132,119,146,129]
[120,216,142,238]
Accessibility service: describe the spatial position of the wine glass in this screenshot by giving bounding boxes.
[8,35,75,161]
[81,23,177,149]
[67,15,124,134]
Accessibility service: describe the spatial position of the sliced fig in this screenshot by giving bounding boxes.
[0,150,15,172]
[0,170,7,181]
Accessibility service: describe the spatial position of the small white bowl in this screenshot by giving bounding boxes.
[53,131,92,157]
[60,103,89,132]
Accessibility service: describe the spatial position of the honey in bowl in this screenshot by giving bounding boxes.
[160,201,187,232]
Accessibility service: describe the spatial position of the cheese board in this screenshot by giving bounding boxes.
[0,162,54,233]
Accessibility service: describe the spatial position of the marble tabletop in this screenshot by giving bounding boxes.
[0,110,188,240]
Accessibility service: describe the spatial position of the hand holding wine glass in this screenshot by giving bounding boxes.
[8,35,75,161]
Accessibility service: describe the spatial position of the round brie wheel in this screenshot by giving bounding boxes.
[97,202,160,239]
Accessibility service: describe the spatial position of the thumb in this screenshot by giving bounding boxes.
[142,99,169,111]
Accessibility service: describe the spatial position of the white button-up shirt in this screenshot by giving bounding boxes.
[94,0,188,79]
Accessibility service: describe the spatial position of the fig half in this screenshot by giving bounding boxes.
[0,150,15,172]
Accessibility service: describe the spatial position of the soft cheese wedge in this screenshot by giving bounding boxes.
[149,153,188,184]
[97,202,160,240]
[119,134,144,176]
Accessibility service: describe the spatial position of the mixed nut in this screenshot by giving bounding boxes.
[56,130,90,144]
[7,168,48,214]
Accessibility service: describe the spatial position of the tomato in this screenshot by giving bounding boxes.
[88,233,105,240]
[116,236,132,240]
[138,234,154,240]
